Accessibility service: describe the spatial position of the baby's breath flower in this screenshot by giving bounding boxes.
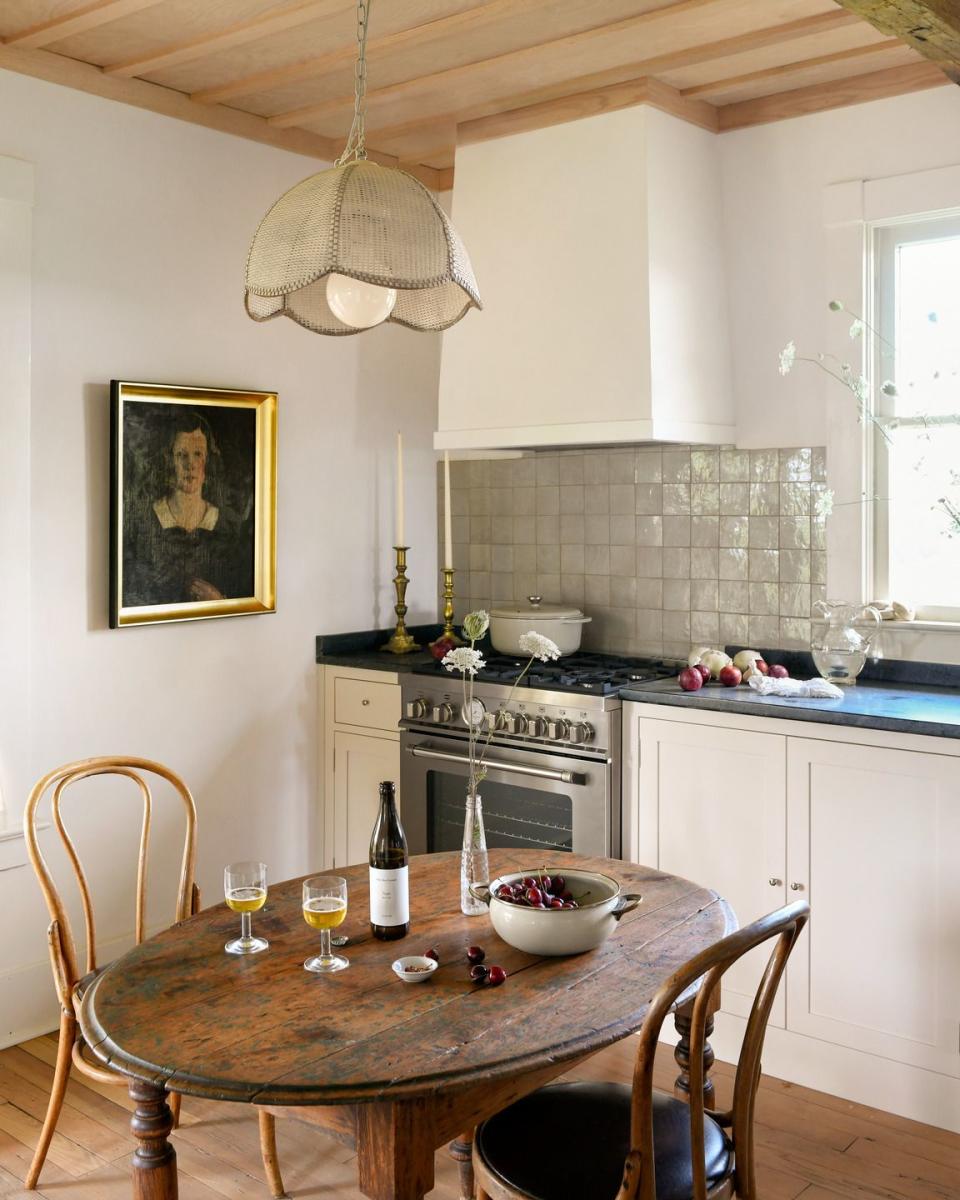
[778,341,796,376]
[442,647,486,676]
[517,631,561,662]
[849,319,865,339]
[880,380,898,396]
[461,610,489,641]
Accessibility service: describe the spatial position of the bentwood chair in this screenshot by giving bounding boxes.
[23,756,288,1199]
[473,901,810,1200]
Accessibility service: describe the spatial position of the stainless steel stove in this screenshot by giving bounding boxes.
[399,653,676,861]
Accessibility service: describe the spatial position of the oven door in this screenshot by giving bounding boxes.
[401,730,618,859]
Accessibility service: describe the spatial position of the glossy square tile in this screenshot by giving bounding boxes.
[749,615,780,643]
[561,544,585,574]
[748,549,779,582]
[780,447,812,482]
[720,450,750,482]
[662,611,691,641]
[780,549,811,583]
[636,451,663,483]
[584,544,610,575]
[536,573,560,599]
[750,450,779,481]
[560,485,585,514]
[636,609,663,642]
[470,515,491,543]
[513,457,537,486]
[663,547,691,579]
[608,451,636,484]
[536,515,559,544]
[491,572,514,601]
[610,483,636,514]
[584,484,609,514]
[749,517,779,549]
[585,574,611,606]
[536,486,559,515]
[691,449,719,482]
[561,574,585,605]
[536,455,560,485]
[663,516,691,546]
[720,612,749,643]
[663,484,691,514]
[780,517,811,549]
[663,579,691,611]
[584,514,610,544]
[691,611,720,643]
[690,484,719,515]
[662,450,691,483]
[513,515,535,544]
[583,452,610,484]
[691,516,719,547]
[635,516,663,546]
[610,576,638,607]
[691,579,719,612]
[637,578,663,608]
[489,459,513,488]
[635,484,662,514]
[611,514,638,545]
[750,483,780,516]
[610,545,636,576]
[690,548,718,578]
[514,486,536,515]
[560,514,585,543]
[719,580,748,613]
[468,459,490,488]
[558,455,584,484]
[719,547,748,580]
[779,583,811,618]
[780,617,811,646]
[537,543,560,572]
[719,483,749,514]
[491,544,514,572]
[780,482,811,517]
[719,516,749,548]
[491,488,513,516]
[636,547,663,577]
[749,582,778,615]
[469,543,491,572]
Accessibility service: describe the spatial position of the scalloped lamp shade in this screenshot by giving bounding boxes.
[245,160,482,335]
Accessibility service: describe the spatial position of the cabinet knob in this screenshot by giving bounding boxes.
[361,698,371,706]
[768,877,782,887]
[790,882,804,891]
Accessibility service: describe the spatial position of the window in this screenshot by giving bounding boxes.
[872,215,960,622]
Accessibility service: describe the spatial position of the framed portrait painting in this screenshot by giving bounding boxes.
[110,381,277,627]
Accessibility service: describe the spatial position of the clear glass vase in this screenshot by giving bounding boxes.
[460,792,489,917]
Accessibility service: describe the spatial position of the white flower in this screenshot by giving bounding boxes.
[848,319,864,339]
[778,341,796,376]
[517,631,561,662]
[461,610,489,641]
[442,647,486,676]
[881,380,898,396]
[814,488,835,521]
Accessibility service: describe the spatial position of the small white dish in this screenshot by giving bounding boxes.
[392,955,438,983]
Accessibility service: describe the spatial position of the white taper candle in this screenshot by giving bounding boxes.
[395,431,405,546]
[443,451,453,570]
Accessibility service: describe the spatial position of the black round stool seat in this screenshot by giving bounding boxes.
[475,1081,732,1200]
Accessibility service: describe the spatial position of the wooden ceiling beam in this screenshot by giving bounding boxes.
[361,9,864,159]
[682,38,906,99]
[0,41,447,190]
[717,60,949,130]
[266,4,861,130]
[3,0,164,49]
[456,76,718,144]
[103,0,348,79]
[191,0,520,106]
[833,1,960,84]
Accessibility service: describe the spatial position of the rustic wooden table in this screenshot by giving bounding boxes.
[79,850,733,1200]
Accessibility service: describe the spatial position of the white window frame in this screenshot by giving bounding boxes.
[871,214,960,623]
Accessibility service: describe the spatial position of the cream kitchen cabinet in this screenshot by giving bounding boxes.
[318,665,401,870]
[624,700,960,1133]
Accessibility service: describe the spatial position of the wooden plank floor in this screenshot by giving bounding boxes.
[1,1032,958,1199]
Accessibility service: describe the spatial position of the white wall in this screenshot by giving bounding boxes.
[720,85,960,450]
[0,68,441,1044]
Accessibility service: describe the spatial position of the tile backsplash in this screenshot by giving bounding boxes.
[440,445,828,657]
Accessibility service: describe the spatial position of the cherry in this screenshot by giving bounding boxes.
[548,897,564,909]
[551,875,566,894]
[539,875,553,894]
[424,948,439,962]
[470,964,488,983]
[466,945,485,964]
[495,885,513,899]
[525,886,543,905]
[485,965,507,987]
[521,876,538,889]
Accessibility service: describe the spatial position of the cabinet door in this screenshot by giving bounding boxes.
[787,738,960,1076]
[638,718,787,1025]
[333,731,401,869]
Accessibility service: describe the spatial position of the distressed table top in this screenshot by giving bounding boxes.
[79,851,733,1106]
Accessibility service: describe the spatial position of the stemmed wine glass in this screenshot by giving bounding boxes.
[224,861,269,955]
[302,876,349,973]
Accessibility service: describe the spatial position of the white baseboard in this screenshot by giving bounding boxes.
[663,1013,960,1134]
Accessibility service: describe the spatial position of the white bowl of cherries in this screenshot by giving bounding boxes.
[470,869,642,956]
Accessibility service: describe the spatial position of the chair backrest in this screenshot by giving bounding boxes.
[617,901,810,1200]
[23,756,198,1010]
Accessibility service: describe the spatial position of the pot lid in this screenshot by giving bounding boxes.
[490,595,584,621]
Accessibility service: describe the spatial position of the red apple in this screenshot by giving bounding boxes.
[769,663,789,679]
[678,667,704,692]
[694,663,711,683]
[719,664,742,687]
[430,636,456,661]
[755,658,769,675]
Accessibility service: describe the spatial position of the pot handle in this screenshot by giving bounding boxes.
[612,893,643,920]
[468,882,491,907]
[562,616,592,625]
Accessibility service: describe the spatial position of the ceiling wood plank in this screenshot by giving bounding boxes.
[3,0,164,49]
[833,0,960,84]
[0,40,445,189]
[362,9,864,160]
[457,76,719,144]
[190,0,519,106]
[103,0,348,79]
[717,59,949,129]
[682,37,906,98]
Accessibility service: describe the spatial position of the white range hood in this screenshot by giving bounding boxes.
[436,105,735,450]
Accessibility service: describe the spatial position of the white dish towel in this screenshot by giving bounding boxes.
[748,674,845,700]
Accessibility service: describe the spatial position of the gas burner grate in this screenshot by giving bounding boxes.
[413,652,678,695]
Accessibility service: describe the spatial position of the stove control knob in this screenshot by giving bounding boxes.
[431,703,453,724]
[484,710,506,733]
[503,712,526,735]
[406,698,428,720]
[525,715,545,737]
[547,719,570,741]
[568,721,594,744]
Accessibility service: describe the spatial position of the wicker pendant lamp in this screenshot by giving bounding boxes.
[244,0,481,336]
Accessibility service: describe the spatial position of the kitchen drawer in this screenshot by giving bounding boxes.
[334,676,400,732]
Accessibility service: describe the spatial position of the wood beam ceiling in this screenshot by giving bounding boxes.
[834,0,960,84]
[4,0,164,49]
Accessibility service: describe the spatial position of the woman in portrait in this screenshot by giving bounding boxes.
[122,409,254,608]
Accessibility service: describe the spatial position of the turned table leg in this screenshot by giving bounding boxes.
[448,1131,474,1200]
[673,990,719,1111]
[129,1080,178,1199]
[356,1099,435,1200]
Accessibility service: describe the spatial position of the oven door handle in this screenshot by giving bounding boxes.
[406,745,583,785]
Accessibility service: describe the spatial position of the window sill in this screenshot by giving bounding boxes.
[0,820,47,872]
[876,620,960,634]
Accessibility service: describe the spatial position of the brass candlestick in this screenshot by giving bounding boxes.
[430,567,463,650]
[382,546,420,654]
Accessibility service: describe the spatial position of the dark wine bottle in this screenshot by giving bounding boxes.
[369,780,409,941]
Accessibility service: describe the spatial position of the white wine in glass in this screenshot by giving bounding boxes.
[224,861,269,955]
[303,876,349,973]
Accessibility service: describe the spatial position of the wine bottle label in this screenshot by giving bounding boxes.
[369,866,409,926]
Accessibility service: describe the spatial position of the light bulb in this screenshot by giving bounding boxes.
[326,273,397,328]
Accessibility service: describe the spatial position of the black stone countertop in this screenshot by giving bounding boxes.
[620,674,960,741]
[316,625,444,674]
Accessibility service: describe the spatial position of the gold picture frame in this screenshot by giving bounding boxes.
[110,381,277,627]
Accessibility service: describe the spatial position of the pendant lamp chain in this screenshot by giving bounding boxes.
[336,0,370,166]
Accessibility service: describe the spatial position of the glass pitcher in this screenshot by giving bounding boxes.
[810,601,881,685]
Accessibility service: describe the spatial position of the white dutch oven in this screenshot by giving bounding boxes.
[489,596,591,656]
[470,870,642,956]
